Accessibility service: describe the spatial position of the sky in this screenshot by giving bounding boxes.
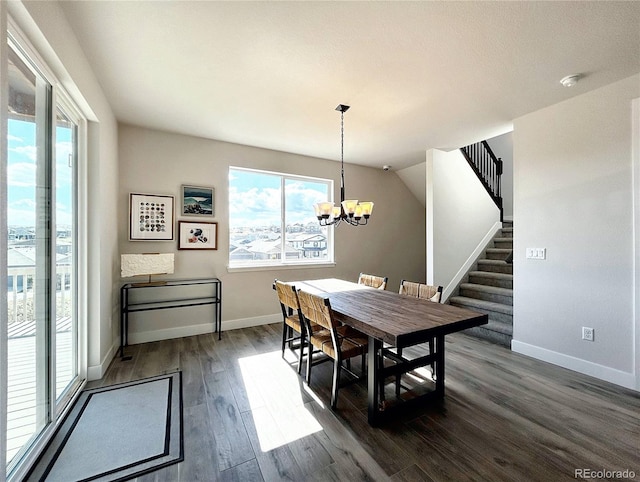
[8,118,74,228]
[229,168,330,228]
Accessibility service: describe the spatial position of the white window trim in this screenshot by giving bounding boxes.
[228,166,334,271]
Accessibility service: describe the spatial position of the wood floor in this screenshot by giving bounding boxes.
[90,324,640,482]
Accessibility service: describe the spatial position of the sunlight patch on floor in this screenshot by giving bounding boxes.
[239,350,323,452]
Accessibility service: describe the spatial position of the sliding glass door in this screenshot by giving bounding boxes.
[5,29,84,477]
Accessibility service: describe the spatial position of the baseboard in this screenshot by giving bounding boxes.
[442,221,502,302]
[91,314,282,381]
[87,342,116,381]
[127,313,281,346]
[511,340,637,391]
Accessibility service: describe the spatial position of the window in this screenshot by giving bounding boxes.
[229,167,333,268]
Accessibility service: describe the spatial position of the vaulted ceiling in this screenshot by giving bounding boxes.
[59,1,640,170]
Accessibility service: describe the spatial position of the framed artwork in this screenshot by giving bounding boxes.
[182,184,214,217]
[178,221,218,250]
[129,193,174,241]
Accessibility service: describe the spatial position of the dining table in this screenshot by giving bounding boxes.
[288,278,488,425]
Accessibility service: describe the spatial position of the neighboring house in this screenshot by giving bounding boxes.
[286,233,327,258]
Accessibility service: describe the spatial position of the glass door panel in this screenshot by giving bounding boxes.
[6,42,51,470]
[54,108,77,402]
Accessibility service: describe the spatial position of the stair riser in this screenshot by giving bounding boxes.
[450,302,513,324]
[459,288,512,305]
[486,251,512,261]
[477,262,513,275]
[463,326,511,347]
[500,229,513,237]
[494,240,513,249]
[468,275,513,289]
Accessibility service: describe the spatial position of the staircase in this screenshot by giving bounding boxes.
[449,222,513,346]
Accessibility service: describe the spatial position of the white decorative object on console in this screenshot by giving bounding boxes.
[121,253,175,285]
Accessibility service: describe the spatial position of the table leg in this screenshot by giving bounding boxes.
[434,334,445,397]
[367,336,382,425]
[120,286,126,358]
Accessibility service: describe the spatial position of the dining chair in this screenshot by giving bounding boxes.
[390,280,444,397]
[297,289,368,409]
[274,279,308,375]
[357,272,388,290]
[399,279,443,303]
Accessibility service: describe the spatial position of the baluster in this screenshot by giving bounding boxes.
[22,274,28,322]
[60,270,65,321]
[12,274,18,324]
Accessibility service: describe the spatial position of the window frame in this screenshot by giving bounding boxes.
[228,166,335,271]
[4,16,88,482]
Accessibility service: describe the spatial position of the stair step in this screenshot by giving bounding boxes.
[477,259,513,275]
[468,271,513,289]
[449,296,513,324]
[500,227,513,236]
[485,248,513,260]
[463,322,513,347]
[494,237,513,249]
[459,283,513,305]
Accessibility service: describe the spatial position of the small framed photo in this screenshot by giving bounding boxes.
[130,193,174,241]
[178,221,218,250]
[182,184,214,217]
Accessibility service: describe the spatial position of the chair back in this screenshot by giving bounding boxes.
[274,279,301,316]
[399,280,443,303]
[357,272,388,290]
[297,289,337,331]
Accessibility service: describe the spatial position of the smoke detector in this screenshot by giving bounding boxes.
[560,74,582,88]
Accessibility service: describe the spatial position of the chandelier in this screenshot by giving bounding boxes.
[313,104,374,227]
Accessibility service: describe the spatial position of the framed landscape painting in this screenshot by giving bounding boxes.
[129,193,174,241]
[178,221,218,250]
[182,185,214,217]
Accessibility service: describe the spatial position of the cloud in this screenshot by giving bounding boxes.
[8,162,36,187]
[229,180,329,227]
[8,199,37,226]
[9,145,37,162]
[8,134,23,143]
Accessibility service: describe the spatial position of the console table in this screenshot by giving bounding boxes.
[119,277,222,358]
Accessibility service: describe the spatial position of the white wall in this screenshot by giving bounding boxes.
[13,1,120,380]
[118,124,426,343]
[486,132,514,220]
[396,162,426,207]
[426,148,500,297]
[512,74,640,389]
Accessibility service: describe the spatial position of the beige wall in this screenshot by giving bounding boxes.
[118,124,426,342]
[512,74,640,389]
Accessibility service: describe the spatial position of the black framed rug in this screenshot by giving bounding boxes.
[27,371,183,482]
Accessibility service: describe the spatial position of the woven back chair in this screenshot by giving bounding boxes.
[297,289,368,409]
[393,279,444,396]
[357,273,388,290]
[274,280,306,375]
[399,280,443,303]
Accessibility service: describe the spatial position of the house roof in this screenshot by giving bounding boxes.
[59,1,640,170]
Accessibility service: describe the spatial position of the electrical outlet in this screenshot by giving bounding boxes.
[582,327,594,342]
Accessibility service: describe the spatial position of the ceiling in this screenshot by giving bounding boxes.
[58,1,640,170]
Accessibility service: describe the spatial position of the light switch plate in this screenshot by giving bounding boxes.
[526,248,546,260]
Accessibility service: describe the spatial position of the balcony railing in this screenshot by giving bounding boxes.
[7,265,72,327]
[6,265,74,466]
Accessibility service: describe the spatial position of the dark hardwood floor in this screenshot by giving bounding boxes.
[90,324,640,481]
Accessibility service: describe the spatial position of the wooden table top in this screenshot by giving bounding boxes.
[289,278,488,348]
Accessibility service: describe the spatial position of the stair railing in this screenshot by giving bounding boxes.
[460,140,503,222]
